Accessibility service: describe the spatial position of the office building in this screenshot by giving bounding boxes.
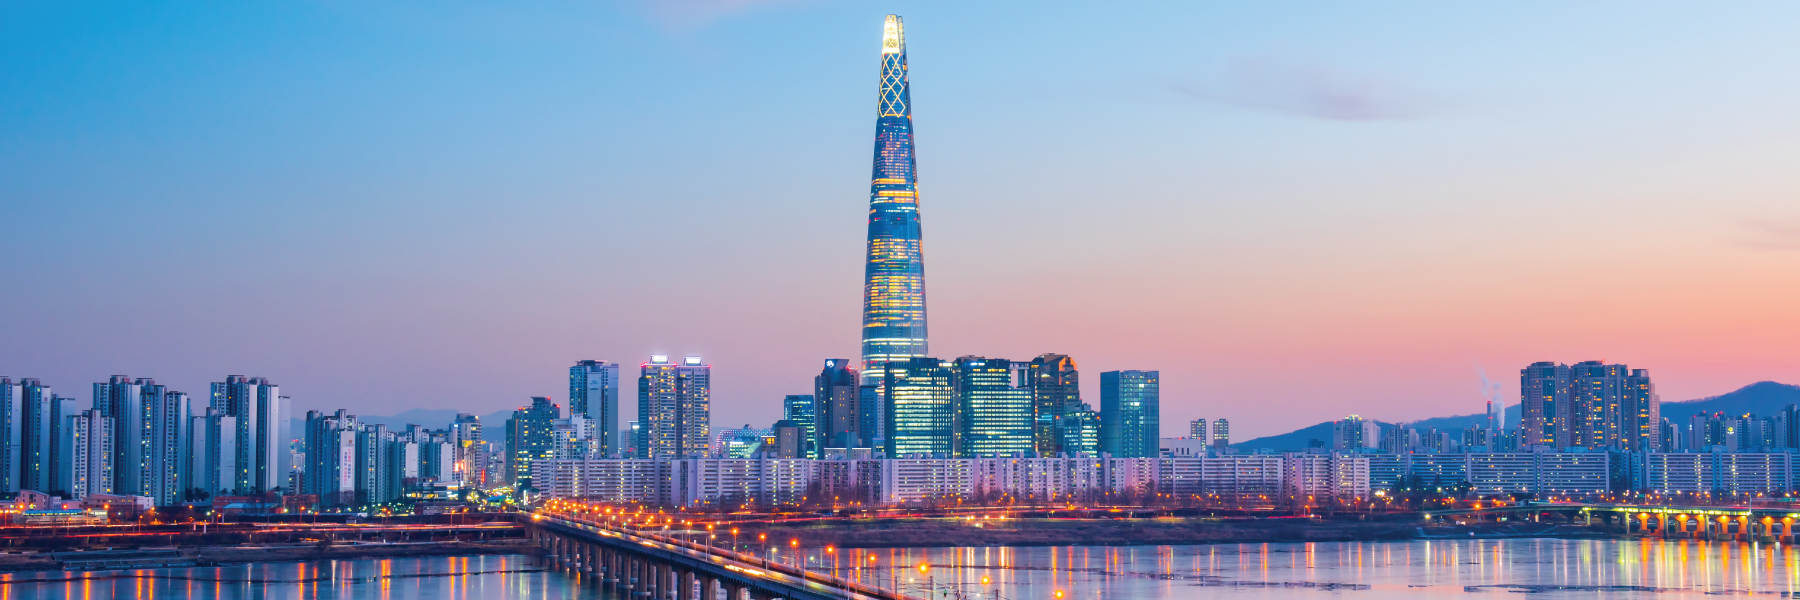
[506,397,560,488]
[951,357,1033,458]
[569,360,621,457]
[815,359,862,452]
[1056,409,1101,457]
[1190,419,1207,439]
[782,394,816,457]
[860,14,930,385]
[1027,354,1080,454]
[1211,419,1231,448]
[638,355,711,460]
[1100,370,1160,458]
[883,357,954,457]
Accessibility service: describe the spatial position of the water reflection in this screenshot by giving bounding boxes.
[3,539,1799,598]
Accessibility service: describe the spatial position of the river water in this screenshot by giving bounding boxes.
[1,538,1797,598]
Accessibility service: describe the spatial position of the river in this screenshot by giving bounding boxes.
[0,538,1796,598]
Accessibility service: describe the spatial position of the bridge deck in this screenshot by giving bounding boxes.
[540,513,922,600]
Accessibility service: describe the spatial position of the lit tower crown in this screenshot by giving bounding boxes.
[861,14,928,380]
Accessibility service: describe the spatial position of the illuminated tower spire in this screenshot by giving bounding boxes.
[861,14,928,381]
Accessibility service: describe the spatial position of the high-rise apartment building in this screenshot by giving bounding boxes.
[882,357,954,458]
[637,356,710,459]
[1332,415,1379,450]
[451,413,483,485]
[92,376,145,496]
[1027,354,1080,454]
[951,357,1033,458]
[1211,419,1231,448]
[569,360,621,457]
[1190,419,1208,439]
[304,410,359,507]
[61,409,112,499]
[209,376,285,494]
[145,387,190,505]
[860,15,929,384]
[815,359,863,452]
[1520,361,1658,451]
[1100,371,1160,458]
[506,397,560,488]
[17,379,70,494]
[0,378,19,493]
[187,408,236,498]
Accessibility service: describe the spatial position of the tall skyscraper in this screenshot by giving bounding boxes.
[883,357,954,458]
[860,14,929,383]
[637,355,711,459]
[815,359,862,452]
[506,397,560,487]
[569,360,621,457]
[951,357,1033,458]
[1027,354,1080,454]
[1100,370,1160,458]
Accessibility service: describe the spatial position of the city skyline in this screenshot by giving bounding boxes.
[4,4,1800,441]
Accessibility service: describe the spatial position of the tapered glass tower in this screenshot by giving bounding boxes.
[861,15,928,381]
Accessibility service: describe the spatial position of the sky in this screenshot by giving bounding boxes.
[3,1,1799,440]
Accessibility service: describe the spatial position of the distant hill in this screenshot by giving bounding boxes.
[1661,381,1800,418]
[1229,381,1800,452]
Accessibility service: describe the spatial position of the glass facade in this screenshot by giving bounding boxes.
[882,357,954,458]
[814,359,862,453]
[782,394,816,457]
[1100,370,1160,458]
[1028,354,1080,454]
[861,15,929,382]
[952,357,1034,458]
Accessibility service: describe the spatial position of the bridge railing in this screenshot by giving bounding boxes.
[540,511,922,600]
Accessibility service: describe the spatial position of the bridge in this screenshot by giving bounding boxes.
[531,509,922,600]
[1421,501,1800,541]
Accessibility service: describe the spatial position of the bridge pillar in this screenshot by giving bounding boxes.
[682,569,697,600]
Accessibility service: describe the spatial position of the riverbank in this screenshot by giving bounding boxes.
[0,539,543,573]
[723,517,1610,548]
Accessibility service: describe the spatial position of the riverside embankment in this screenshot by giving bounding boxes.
[721,516,1609,549]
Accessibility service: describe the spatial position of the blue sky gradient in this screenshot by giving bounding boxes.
[4,2,1799,438]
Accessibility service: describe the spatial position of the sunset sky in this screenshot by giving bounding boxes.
[3,2,1798,439]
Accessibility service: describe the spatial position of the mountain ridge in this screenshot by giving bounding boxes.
[1230,381,1800,452]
